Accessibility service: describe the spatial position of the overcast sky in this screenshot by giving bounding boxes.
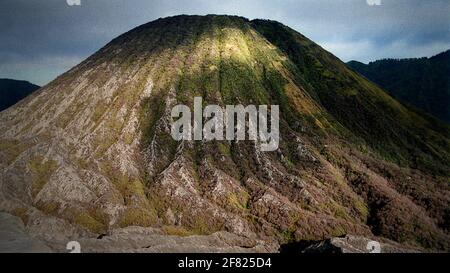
[0,0,449,86]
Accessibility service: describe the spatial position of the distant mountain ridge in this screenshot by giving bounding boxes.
[0,79,40,112]
[348,50,450,123]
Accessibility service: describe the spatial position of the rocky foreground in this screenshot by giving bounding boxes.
[1,212,422,253]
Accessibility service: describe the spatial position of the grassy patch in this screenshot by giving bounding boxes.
[163,225,194,236]
[228,191,250,211]
[12,207,30,225]
[0,139,30,164]
[74,211,106,234]
[28,156,59,198]
[118,207,158,228]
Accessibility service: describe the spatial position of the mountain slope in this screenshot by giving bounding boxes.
[0,15,449,251]
[0,79,40,112]
[347,50,450,123]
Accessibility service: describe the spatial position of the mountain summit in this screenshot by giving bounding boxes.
[0,15,449,252]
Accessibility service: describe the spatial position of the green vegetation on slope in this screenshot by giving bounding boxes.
[251,19,450,174]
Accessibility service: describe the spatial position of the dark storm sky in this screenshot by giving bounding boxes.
[0,0,449,86]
